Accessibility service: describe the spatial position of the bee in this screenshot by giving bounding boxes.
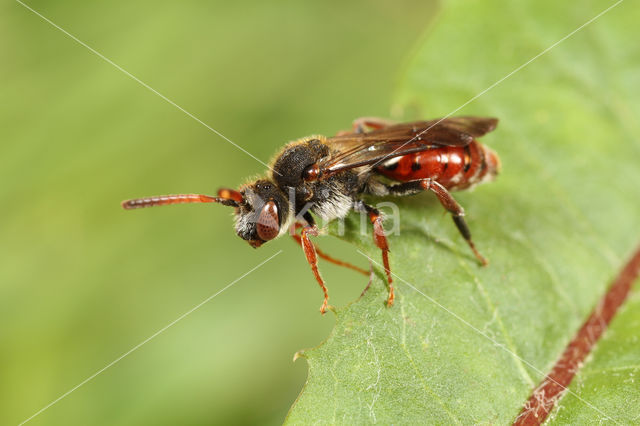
[122,117,500,313]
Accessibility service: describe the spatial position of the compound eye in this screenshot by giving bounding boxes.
[256,201,280,241]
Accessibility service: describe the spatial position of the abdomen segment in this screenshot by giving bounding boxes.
[375,140,500,190]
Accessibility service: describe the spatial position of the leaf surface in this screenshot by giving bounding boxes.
[547,278,640,424]
[287,0,640,423]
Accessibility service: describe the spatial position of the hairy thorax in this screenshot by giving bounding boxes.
[270,137,362,221]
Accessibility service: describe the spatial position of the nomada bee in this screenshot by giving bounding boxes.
[122,116,500,313]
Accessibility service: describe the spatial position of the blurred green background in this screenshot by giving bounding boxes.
[1,1,437,424]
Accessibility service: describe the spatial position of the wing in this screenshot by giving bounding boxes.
[318,117,498,177]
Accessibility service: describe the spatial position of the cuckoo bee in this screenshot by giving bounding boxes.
[122,117,500,313]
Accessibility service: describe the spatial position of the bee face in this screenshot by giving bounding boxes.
[234,180,290,248]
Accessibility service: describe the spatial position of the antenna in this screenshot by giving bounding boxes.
[121,193,238,209]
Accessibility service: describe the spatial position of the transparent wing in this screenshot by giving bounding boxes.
[319,117,498,177]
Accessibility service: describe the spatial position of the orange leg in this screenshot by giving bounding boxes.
[383,178,489,266]
[360,261,375,297]
[366,206,394,307]
[291,224,369,276]
[336,117,395,136]
[351,117,395,133]
[421,179,488,266]
[299,225,330,314]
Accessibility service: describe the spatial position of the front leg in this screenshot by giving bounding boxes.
[298,214,330,314]
[291,223,369,276]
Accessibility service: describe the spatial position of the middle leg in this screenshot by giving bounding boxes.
[290,223,369,276]
[355,201,394,307]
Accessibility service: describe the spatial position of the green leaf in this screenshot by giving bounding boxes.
[286,0,640,423]
[548,278,640,424]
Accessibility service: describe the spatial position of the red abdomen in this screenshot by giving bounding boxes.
[375,140,500,190]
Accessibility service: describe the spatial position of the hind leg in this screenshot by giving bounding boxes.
[336,117,396,136]
[384,178,488,265]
